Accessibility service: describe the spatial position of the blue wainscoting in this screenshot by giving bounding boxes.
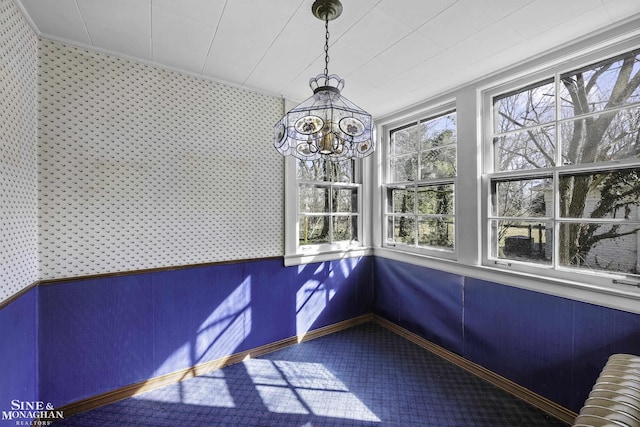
[0,288,38,418]
[373,257,640,413]
[4,254,638,416]
[36,257,373,409]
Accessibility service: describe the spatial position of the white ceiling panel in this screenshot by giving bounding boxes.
[602,0,640,22]
[417,0,533,50]
[77,0,151,38]
[85,19,151,60]
[12,0,640,118]
[459,22,525,65]
[151,6,216,73]
[152,0,226,27]
[202,0,302,85]
[326,8,416,77]
[376,0,458,31]
[506,0,603,39]
[19,0,79,17]
[31,12,90,46]
[346,32,443,87]
[19,0,89,44]
[242,7,325,94]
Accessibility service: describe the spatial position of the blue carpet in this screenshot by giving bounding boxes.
[53,322,569,426]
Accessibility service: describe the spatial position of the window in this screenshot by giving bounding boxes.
[284,156,368,265]
[383,109,457,256]
[298,159,360,247]
[487,49,640,286]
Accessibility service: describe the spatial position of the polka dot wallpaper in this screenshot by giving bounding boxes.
[0,0,39,302]
[37,39,285,280]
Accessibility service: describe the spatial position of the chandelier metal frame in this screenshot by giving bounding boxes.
[273,0,375,161]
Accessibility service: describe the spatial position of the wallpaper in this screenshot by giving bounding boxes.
[0,0,39,302]
[37,40,284,280]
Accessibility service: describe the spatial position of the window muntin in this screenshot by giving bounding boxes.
[385,110,457,254]
[297,159,360,248]
[488,49,640,282]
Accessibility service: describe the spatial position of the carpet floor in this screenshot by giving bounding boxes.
[53,322,570,426]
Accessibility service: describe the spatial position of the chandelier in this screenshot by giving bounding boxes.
[273,0,374,161]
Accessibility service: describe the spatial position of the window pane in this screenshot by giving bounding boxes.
[494,178,550,217]
[334,188,357,213]
[389,188,415,214]
[390,154,418,182]
[420,147,456,178]
[297,159,354,182]
[420,112,457,150]
[391,124,418,155]
[558,222,639,275]
[299,185,328,213]
[388,216,414,245]
[560,105,640,165]
[417,185,454,215]
[333,216,357,242]
[494,125,555,171]
[299,215,329,245]
[560,50,640,119]
[494,80,555,133]
[417,217,454,249]
[559,170,640,219]
[492,220,551,264]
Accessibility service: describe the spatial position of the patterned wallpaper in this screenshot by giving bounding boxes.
[0,0,39,302]
[37,40,284,280]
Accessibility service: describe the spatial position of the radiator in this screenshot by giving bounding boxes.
[573,354,640,427]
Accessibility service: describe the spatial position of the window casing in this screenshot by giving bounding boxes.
[383,109,457,258]
[485,48,640,287]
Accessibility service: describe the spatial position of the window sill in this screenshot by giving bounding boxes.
[374,247,640,315]
[284,247,373,267]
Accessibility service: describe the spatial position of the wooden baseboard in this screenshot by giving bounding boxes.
[372,315,577,425]
[55,313,373,419]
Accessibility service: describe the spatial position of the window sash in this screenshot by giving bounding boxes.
[486,50,640,283]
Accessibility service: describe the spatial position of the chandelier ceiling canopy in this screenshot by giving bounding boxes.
[273,0,375,162]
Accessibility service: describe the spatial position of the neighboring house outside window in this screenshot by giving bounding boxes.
[486,48,640,285]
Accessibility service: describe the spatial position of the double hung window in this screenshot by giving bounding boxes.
[297,159,360,248]
[284,156,366,265]
[487,49,640,285]
[383,110,457,256]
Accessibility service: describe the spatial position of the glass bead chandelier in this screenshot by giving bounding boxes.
[273,0,374,161]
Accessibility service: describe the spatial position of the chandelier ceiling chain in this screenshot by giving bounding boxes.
[272,0,375,162]
[323,14,330,79]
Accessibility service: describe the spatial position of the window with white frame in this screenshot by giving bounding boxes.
[298,158,360,247]
[284,156,367,265]
[486,48,640,286]
[383,109,457,256]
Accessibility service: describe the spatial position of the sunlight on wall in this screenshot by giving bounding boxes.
[195,277,252,364]
[296,277,330,335]
[338,257,357,280]
[152,277,252,377]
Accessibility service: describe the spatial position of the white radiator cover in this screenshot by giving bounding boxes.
[573,354,640,427]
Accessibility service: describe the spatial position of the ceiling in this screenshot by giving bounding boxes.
[14,0,640,118]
